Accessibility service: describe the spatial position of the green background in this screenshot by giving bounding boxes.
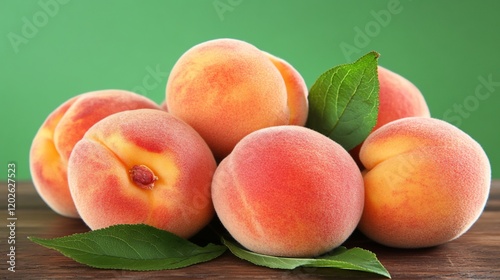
[1,0,499,180]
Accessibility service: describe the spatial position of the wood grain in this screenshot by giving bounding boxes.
[1,181,499,279]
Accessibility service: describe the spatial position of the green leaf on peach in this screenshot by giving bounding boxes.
[222,236,391,278]
[306,51,380,151]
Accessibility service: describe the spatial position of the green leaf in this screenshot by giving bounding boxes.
[306,51,380,151]
[28,224,227,271]
[222,237,391,278]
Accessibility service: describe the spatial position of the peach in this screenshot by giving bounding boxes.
[350,66,431,166]
[30,90,161,218]
[374,66,430,131]
[212,125,364,257]
[160,100,168,112]
[358,117,491,248]
[263,52,309,126]
[165,38,308,160]
[67,109,217,238]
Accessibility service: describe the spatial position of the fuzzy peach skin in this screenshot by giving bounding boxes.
[166,38,308,160]
[358,117,491,248]
[350,66,431,166]
[212,126,364,257]
[30,90,161,218]
[160,100,168,112]
[374,66,430,130]
[68,109,217,238]
[263,52,308,126]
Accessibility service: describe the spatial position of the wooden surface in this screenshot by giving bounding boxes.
[1,181,499,279]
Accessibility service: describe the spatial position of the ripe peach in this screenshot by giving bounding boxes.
[350,66,431,166]
[374,66,431,130]
[67,109,217,238]
[358,117,491,248]
[165,38,308,160]
[30,90,161,218]
[263,52,309,126]
[212,125,364,257]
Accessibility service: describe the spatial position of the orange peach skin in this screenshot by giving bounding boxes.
[68,109,217,238]
[212,126,364,257]
[166,38,308,160]
[29,90,160,218]
[358,117,491,248]
[263,52,308,126]
[350,66,431,166]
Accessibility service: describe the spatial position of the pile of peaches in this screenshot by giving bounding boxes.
[30,38,491,258]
